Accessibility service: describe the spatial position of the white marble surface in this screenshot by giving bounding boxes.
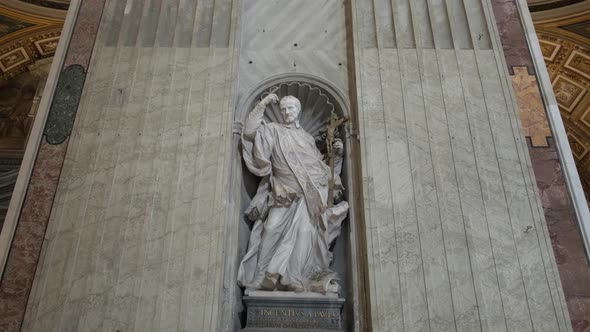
[236,0,348,101]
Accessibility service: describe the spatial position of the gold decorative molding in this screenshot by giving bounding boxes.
[568,132,588,160]
[0,48,30,72]
[552,74,587,112]
[536,16,590,196]
[0,27,62,80]
[540,39,562,61]
[0,0,66,20]
[33,35,59,55]
[564,50,590,79]
[0,3,64,80]
[531,1,590,25]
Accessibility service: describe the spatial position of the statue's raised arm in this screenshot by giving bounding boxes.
[243,93,278,139]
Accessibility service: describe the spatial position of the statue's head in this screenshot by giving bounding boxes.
[279,95,301,125]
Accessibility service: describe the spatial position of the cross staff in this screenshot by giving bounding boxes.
[326,111,348,208]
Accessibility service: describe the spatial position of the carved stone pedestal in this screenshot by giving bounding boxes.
[243,291,345,331]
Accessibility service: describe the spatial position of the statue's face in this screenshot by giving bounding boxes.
[280,99,301,124]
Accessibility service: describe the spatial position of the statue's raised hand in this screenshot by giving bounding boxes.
[246,94,279,137]
[261,93,279,106]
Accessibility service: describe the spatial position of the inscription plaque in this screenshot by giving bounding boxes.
[243,293,345,331]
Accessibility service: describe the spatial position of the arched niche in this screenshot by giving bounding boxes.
[221,73,362,331]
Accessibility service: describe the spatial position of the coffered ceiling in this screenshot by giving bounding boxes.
[0,0,65,80]
[531,1,590,199]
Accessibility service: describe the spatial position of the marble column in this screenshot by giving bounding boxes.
[22,0,235,330]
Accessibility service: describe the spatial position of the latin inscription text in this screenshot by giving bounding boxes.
[254,308,339,319]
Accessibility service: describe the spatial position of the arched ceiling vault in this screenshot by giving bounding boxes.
[529,0,587,13]
[530,1,590,199]
[16,1,69,11]
[0,0,66,80]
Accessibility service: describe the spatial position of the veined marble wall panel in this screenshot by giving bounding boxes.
[22,0,236,330]
[350,0,571,331]
[236,0,348,101]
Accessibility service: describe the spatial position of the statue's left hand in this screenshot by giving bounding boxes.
[247,207,260,222]
[333,139,344,156]
[260,93,279,106]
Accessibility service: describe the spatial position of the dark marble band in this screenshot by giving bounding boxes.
[44,64,86,145]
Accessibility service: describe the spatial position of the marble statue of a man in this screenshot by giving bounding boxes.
[238,94,349,294]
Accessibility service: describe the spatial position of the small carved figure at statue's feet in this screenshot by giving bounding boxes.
[260,272,279,290]
[309,270,341,295]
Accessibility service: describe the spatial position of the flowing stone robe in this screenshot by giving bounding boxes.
[238,102,349,293]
